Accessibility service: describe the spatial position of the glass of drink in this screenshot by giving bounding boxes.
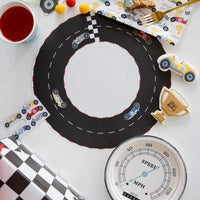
[0,0,38,44]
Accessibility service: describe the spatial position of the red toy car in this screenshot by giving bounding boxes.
[133,29,152,45]
[26,106,43,120]
[170,17,187,24]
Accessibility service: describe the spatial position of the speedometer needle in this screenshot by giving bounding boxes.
[119,166,160,187]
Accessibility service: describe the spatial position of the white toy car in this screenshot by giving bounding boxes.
[157,54,197,82]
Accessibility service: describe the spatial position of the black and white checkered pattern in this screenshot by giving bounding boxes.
[0,136,84,200]
[86,13,100,42]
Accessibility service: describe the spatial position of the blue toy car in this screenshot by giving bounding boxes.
[154,22,169,31]
[14,125,31,139]
[124,102,140,120]
[72,33,90,49]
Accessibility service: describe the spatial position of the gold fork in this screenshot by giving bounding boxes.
[140,0,200,26]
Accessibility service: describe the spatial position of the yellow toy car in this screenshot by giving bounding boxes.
[52,89,67,108]
[5,113,21,128]
[157,54,197,82]
[21,99,38,114]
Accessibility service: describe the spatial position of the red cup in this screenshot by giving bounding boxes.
[0,0,38,44]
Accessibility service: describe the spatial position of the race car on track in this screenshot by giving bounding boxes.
[52,89,67,108]
[124,102,140,120]
[72,33,90,49]
[133,29,152,44]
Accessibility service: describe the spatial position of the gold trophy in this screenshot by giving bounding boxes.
[151,86,190,124]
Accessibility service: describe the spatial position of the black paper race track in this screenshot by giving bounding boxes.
[33,13,170,148]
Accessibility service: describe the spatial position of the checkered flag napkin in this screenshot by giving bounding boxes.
[0,136,84,200]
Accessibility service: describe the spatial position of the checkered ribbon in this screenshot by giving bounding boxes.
[86,12,100,42]
[0,136,84,200]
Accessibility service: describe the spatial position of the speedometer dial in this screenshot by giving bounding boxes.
[105,136,187,200]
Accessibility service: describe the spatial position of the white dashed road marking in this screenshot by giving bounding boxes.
[47,18,158,135]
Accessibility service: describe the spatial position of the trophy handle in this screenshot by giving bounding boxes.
[175,107,190,116]
[161,87,170,106]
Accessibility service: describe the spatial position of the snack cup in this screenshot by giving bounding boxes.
[0,0,38,44]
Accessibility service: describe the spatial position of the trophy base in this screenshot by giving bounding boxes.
[151,110,166,125]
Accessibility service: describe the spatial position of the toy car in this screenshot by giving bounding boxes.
[72,33,90,49]
[133,29,152,44]
[5,113,21,128]
[155,22,169,31]
[14,125,31,139]
[170,17,187,24]
[26,106,43,120]
[52,89,67,108]
[156,35,175,46]
[157,54,197,82]
[21,99,38,114]
[31,112,48,126]
[121,14,142,26]
[97,10,116,20]
[124,102,140,120]
[168,0,182,6]
[99,0,110,6]
[124,8,137,16]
